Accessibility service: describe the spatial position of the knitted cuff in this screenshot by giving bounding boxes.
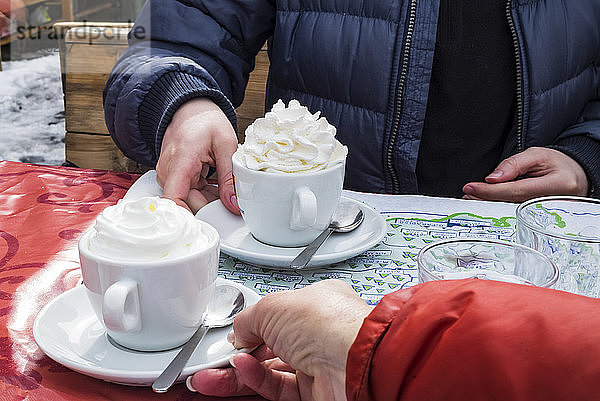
[137,70,237,164]
[549,135,600,198]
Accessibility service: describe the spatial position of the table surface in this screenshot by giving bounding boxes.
[0,161,264,401]
[0,161,522,401]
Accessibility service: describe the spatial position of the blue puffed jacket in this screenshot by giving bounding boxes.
[104,0,600,195]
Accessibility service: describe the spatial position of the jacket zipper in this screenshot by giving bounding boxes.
[506,0,524,152]
[386,0,417,193]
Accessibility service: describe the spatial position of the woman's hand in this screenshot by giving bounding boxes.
[187,280,373,400]
[463,147,589,202]
[156,98,240,214]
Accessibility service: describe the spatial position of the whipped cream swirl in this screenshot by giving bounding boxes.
[236,99,347,173]
[88,197,209,261]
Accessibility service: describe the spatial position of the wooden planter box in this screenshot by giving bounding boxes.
[55,22,268,172]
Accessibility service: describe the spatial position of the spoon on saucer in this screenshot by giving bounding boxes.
[152,284,246,393]
[290,201,364,270]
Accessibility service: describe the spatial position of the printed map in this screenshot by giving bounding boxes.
[125,171,521,305]
[218,195,519,305]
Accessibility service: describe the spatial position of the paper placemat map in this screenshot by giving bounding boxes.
[217,193,519,305]
[124,171,520,305]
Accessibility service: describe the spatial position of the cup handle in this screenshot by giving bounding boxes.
[290,186,317,230]
[102,279,142,333]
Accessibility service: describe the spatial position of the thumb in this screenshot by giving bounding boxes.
[214,139,240,215]
[228,304,266,350]
[486,148,541,183]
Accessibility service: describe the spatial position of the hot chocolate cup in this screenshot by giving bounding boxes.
[78,198,219,352]
[232,151,345,247]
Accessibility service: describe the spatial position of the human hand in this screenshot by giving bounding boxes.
[187,280,373,400]
[462,147,589,202]
[156,98,240,215]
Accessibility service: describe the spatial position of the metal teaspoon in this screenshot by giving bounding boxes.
[152,284,246,393]
[290,201,364,270]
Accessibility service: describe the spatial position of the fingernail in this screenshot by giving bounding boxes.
[487,170,503,179]
[228,355,237,368]
[227,329,235,345]
[463,185,474,194]
[186,376,197,392]
[230,194,239,209]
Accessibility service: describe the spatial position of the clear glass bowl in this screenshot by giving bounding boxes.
[516,196,600,297]
[417,238,559,288]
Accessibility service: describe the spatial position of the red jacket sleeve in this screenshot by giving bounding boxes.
[346,279,600,401]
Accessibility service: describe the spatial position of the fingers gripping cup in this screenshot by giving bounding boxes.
[233,99,348,247]
[78,197,219,351]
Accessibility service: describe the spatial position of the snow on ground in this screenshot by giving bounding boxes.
[0,53,65,165]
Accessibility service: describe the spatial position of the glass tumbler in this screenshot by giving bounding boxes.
[417,238,559,287]
[516,196,600,297]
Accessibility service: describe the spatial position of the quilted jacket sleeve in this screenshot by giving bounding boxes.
[103,0,275,167]
[550,98,600,197]
[346,279,600,401]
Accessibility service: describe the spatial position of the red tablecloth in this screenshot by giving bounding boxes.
[0,161,262,401]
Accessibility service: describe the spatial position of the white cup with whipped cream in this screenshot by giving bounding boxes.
[232,99,348,247]
[78,196,219,351]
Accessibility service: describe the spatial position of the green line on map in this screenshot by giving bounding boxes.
[535,204,566,228]
[386,212,515,228]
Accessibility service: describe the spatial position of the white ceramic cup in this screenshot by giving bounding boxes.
[78,221,219,351]
[232,152,345,247]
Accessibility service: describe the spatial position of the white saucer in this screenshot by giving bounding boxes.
[196,196,387,268]
[32,278,260,386]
